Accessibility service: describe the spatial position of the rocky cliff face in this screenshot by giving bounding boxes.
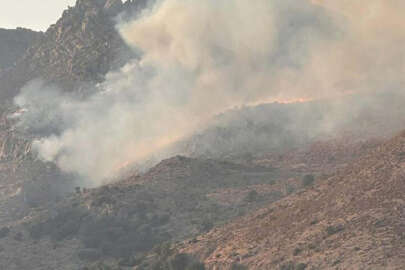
[0,28,43,72]
[0,0,149,101]
[0,0,149,167]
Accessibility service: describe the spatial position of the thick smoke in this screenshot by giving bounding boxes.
[180,90,405,159]
[15,0,405,184]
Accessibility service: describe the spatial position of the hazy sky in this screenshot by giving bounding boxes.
[0,0,76,31]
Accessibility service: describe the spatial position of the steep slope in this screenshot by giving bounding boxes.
[181,91,405,161]
[0,0,149,101]
[0,134,385,270]
[9,157,282,270]
[0,0,143,197]
[179,131,405,269]
[0,0,149,225]
[0,28,43,72]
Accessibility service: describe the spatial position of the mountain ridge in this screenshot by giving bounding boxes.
[0,0,151,101]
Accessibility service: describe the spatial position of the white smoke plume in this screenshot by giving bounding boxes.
[15,0,405,184]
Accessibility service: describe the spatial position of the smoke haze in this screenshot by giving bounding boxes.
[14,0,405,184]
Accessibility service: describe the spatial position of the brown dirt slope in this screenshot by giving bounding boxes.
[179,131,405,270]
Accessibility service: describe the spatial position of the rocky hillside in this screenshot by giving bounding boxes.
[0,132,386,270]
[0,28,43,72]
[0,157,282,270]
[0,0,150,212]
[0,0,149,101]
[178,131,405,270]
[0,1,403,270]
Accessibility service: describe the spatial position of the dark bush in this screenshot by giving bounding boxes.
[51,219,81,241]
[0,227,10,239]
[143,252,205,270]
[302,175,315,187]
[244,190,259,202]
[325,224,344,236]
[286,185,295,195]
[279,262,307,270]
[296,263,307,270]
[79,216,166,258]
[28,207,87,241]
[230,263,248,270]
[280,262,295,270]
[169,253,190,270]
[310,219,318,225]
[199,219,213,233]
[293,247,302,256]
[187,262,205,270]
[169,254,206,270]
[14,232,23,241]
[268,179,276,185]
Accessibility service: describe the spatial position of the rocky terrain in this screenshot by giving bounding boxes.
[0,128,389,269]
[0,0,150,101]
[177,131,405,270]
[0,156,284,269]
[0,0,149,243]
[0,99,399,269]
[0,0,404,269]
